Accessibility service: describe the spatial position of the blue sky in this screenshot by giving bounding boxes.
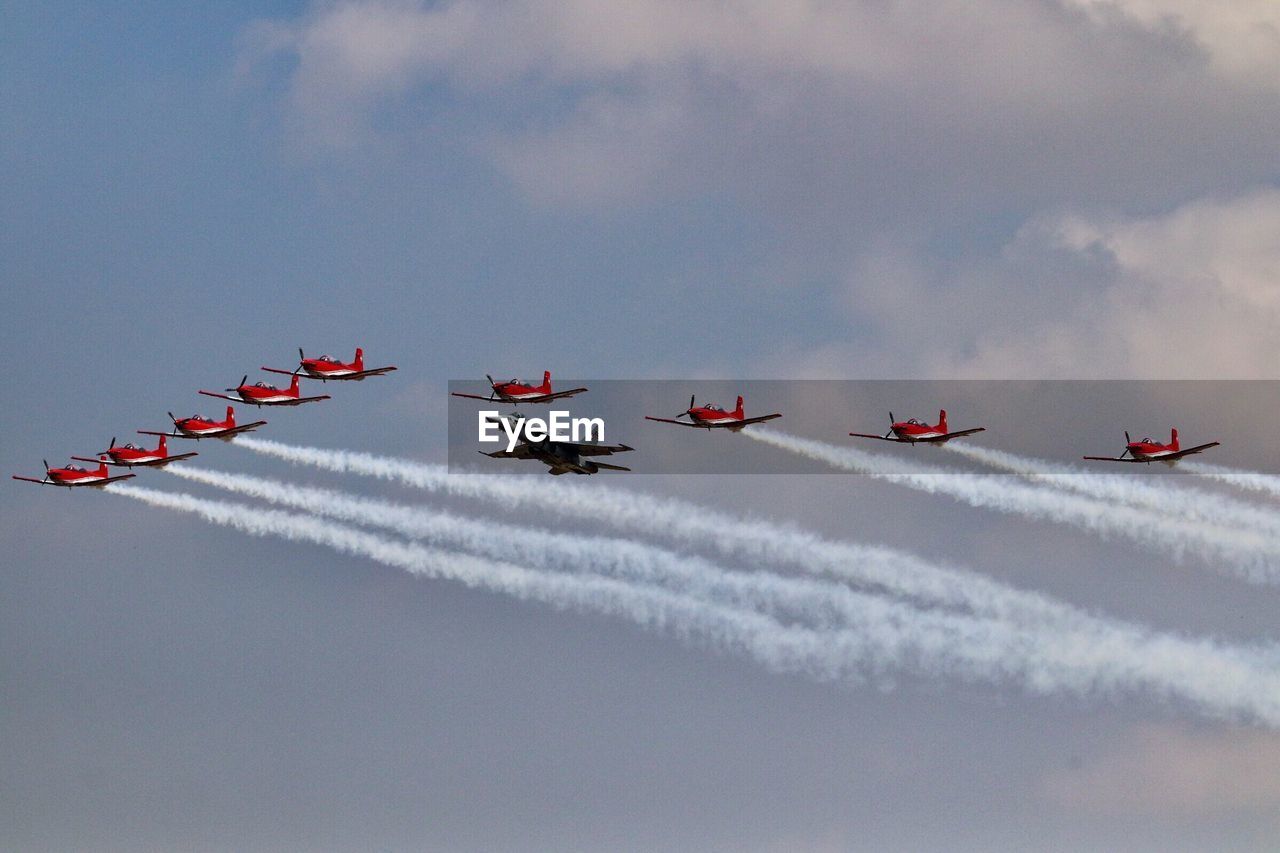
[4,2,1280,850]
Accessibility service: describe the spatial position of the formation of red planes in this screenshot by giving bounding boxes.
[17,360,1223,483]
[13,347,395,488]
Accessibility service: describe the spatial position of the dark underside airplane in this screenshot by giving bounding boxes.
[480,438,634,475]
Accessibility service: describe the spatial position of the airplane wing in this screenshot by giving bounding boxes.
[451,391,498,402]
[644,416,705,427]
[1166,442,1221,459]
[913,427,987,443]
[729,413,783,427]
[533,387,589,402]
[216,421,268,435]
[590,461,631,472]
[198,391,241,403]
[273,395,331,406]
[72,456,115,466]
[1082,455,1143,463]
[260,366,297,377]
[12,475,50,485]
[479,447,535,460]
[154,452,199,465]
[137,429,180,438]
[94,474,137,485]
[345,366,397,379]
[559,442,634,457]
[849,432,902,442]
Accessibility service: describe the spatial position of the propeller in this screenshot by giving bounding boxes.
[226,375,248,392]
[110,436,116,449]
[299,347,306,363]
[676,394,696,419]
[43,459,49,472]
[883,411,896,439]
[1119,430,1133,458]
[168,411,178,424]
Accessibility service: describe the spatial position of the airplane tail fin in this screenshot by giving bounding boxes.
[734,396,745,418]
[1170,428,1179,450]
[226,406,236,426]
[542,370,552,391]
[938,409,949,433]
[96,459,109,476]
[158,434,167,453]
[290,373,301,393]
[354,347,364,370]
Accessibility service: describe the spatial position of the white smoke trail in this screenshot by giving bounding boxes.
[744,429,1280,584]
[168,465,912,631]
[231,436,1112,631]
[1185,462,1280,500]
[109,482,1280,726]
[947,443,1280,539]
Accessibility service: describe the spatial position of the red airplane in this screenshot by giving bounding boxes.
[263,347,397,382]
[139,406,267,441]
[451,371,588,405]
[645,395,782,431]
[13,459,135,488]
[199,374,330,407]
[850,410,986,444]
[1084,429,1220,464]
[72,434,197,469]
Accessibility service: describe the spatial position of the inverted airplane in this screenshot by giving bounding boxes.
[263,347,397,382]
[1084,429,1220,464]
[481,437,634,475]
[139,406,267,441]
[199,374,330,407]
[645,395,782,431]
[72,434,197,469]
[451,371,588,405]
[850,410,986,444]
[13,459,136,488]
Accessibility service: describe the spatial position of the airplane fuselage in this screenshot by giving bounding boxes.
[890,424,946,441]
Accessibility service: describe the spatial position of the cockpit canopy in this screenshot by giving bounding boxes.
[317,354,337,363]
[703,403,723,412]
[253,381,277,389]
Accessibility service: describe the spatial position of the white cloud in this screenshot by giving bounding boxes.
[240,1,1280,207]
[1069,0,1280,86]
[956,187,1280,378]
